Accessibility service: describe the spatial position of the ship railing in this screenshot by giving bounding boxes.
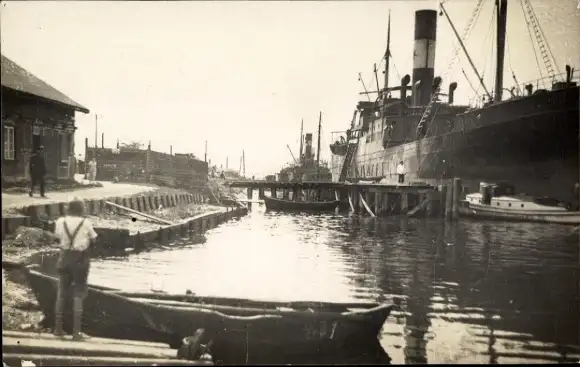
[512,69,580,94]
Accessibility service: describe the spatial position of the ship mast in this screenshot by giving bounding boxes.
[494,0,508,102]
[316,111,322,177]
[383,10,391,96]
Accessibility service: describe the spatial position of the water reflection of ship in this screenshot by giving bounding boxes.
[279,115,332,183]
[332,218,579,362]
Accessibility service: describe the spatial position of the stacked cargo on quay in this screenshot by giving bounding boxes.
[330,0,579,204]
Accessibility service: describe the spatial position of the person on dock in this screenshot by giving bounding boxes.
[29,146,47,198]
[53,198,98,340]
[88,157,97,182]
[397,161,406,184]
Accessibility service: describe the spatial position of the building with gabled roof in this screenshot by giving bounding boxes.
[1,54,90,183]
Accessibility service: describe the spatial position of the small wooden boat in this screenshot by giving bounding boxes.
[263,196,339,212]
[459,182,580,225]
[26,270,393,360]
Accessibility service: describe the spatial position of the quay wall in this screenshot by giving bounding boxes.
[95,206,247,256]
[85,142,208,192]
[2,190,209,239]
[26,205,248,271]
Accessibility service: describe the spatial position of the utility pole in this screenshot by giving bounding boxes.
[94,114,98,147]
[204,140,207,162]
[316,111,322,177]
[299,119,304,165]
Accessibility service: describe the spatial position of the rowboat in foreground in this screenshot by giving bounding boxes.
[26,270,394,362]
[459,182,580,225]
[263,196,339,212]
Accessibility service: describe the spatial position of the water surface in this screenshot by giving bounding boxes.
[89,206,580,364]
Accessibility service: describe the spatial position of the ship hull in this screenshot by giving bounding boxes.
[334,86,579,202]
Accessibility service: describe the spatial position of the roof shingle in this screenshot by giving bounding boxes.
[1,54,89,114]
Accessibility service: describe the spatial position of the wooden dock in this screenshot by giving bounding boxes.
[2,330,213,366]
[226,180,458,218]
[227,180,433,191]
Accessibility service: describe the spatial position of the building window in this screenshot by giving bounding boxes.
[4,126,15,160]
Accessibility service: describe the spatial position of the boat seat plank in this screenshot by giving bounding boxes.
[2,353,211,366]
[2,330,168,349]
[3,335,176,359]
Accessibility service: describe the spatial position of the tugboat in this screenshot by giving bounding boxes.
[459,182,580,225]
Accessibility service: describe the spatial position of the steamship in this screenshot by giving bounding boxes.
[280,119,332,182]
[330,0,579,203]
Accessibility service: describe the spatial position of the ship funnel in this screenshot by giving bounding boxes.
[566,65,572,84]
[525,83,534,96]
[448,82,458,104]
[412,9,437,106]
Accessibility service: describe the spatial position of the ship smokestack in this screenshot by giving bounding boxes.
[412,9,437,106]
[401,74,410,102]
[448,82,458,104]
[566,65,572,84]
[304,133,314,166]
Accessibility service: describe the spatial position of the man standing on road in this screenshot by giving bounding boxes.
[29,146,47,197]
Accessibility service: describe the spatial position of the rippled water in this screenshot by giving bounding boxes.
[87,205,580,364]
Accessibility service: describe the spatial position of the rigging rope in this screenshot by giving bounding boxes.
[519,0,544,82]
[465,5,495,102]
[505,33,522,95]
[521,0,561,80]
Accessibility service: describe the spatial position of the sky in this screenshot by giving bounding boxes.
[1,0,579,177]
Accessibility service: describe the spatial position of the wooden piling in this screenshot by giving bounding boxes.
[426,190,436,217]
[374,192,383,216]
[270,187,276,198]
[292,187,299,201]
[400,192,409,214]
[445,182,453,219]
[359,192,376,217]
[365,191,373,213]
[452,177,462,220]
[347,192,355,212]
[353,188,361,213]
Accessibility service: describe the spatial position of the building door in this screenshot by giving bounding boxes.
[32,126,42,151]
